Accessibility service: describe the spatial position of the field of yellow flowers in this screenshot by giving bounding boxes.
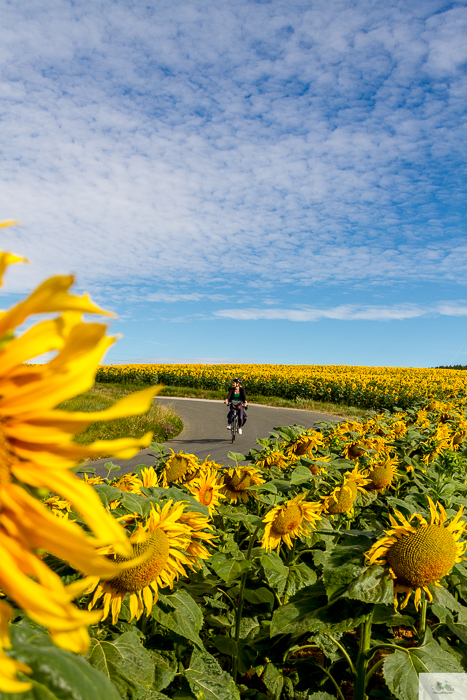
[14,395,467,700]
[96,363,467,411]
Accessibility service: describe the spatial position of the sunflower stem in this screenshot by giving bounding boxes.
[282,643,319,664]
[322,632,356,675]
[353,607,374,700]
[313,662,346,700]
[364,656,386,685]
[285,539,297,565]
[418,595,428,643]
[232,524,261,684]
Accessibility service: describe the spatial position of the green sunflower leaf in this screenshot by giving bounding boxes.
[290,465,313,484]
[87,630,165,698]
[210,553,252,582]
[3,620,122,700]
[260,551,288,595]
[262,663,284,700]
[243,587,275,608]
[383,639,464,700]
[431,585,467,616]
[270,582,367,638]
[119,492,154,517]
[152,590,204,649]
[185,649,240,700]
[342,565,394,605]
[93,484,122,507]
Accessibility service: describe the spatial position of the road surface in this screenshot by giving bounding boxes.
[86,397,341,478]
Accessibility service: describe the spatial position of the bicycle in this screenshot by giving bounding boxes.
[228,403,246,443]
[230,407,239,443]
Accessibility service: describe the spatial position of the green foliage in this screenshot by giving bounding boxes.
[1,621,122,700]
[88,631,165,699]
[383,634,464,700]
[151,591,204,649]
[185,649,240,700]
[21,407,467,699]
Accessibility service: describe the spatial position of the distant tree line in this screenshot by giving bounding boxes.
[436,365,467,370]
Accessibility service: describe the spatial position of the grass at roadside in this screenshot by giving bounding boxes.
[157,384,368,419]
[56,383,183,457]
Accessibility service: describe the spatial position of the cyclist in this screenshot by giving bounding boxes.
[225,378,248,434]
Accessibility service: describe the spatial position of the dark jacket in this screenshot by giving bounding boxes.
[226,386,247,403]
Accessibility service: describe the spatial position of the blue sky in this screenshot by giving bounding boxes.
[1,0,467,367]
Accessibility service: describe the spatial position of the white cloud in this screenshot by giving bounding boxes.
[107,356,254,364]
[215,301,467,322]
[0,1,466,295]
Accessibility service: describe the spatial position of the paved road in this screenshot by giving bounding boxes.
[87,397,341,478]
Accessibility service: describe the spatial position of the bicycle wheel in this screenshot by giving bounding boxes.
[231,413,238,443]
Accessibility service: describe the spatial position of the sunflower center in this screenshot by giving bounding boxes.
[165,456,190,483]
[107,529,170,593]
[226,472,252,491]
[199,485,213,506]
[271,505,303,535]
[386,524,458,588]
[367,464,393,490]
[0,423,12,487]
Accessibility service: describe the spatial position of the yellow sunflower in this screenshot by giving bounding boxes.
[113,473,144,493]
[178,509,216,569]
[261,494,321,551]
[288,430,324,457]
[306,456,331,476]
[363,455,399,492]
[365,498,466,610]
[159,450,200,487]
[186,468,225,515]
[255,448,290,470]
[82,474,105,485]
[321,467,370,516]
[342,441,366,460]
[43,495,73,519]
[0,241,161,663]
[219,466,265,503]
[140,466,159,488]
[391,420,407,438]
[88,501,213,623]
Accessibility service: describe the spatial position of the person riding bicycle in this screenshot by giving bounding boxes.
[225,378,248,435]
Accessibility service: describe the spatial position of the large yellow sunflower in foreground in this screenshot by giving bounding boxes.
[88,501,213,623]
[219,466,265,503]
[261,494,321,551]
[365,498,466,610]
[0,237,161,688]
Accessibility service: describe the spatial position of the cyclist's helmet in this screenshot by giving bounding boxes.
[232,377,241,383]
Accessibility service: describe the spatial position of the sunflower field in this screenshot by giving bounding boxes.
[4,397,467,700]
[96,363,467,411]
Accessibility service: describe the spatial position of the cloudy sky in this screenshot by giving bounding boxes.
[1,0,467,367]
